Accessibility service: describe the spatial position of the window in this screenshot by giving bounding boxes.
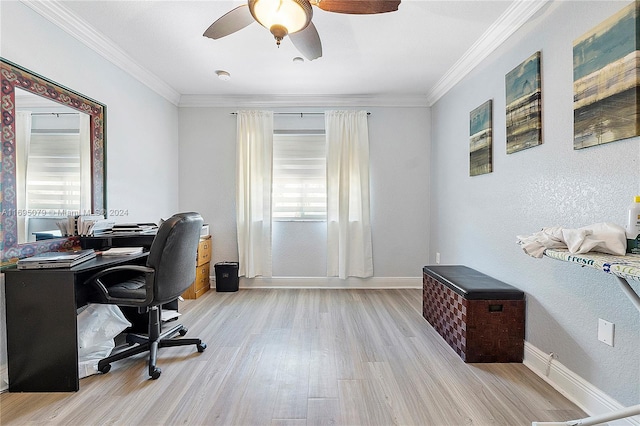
[272,132,326,221]
[26,133,83,213]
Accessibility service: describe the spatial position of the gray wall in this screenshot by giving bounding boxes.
[1,1,180,391]
[5,0,636,409]
[1,1,180,224]
[178,106,430,278]
[430,0,640,406]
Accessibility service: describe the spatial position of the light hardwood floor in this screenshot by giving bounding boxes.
[0,288,585,425]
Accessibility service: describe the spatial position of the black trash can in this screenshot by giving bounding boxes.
[214,262,239,292]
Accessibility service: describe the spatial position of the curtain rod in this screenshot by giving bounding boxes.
[230,112,370,117]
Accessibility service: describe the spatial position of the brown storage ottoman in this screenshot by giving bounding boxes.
[422,265,525,363]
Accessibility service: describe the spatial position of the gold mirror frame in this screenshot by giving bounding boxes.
[1,58,106,266]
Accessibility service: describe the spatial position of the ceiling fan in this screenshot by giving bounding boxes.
[203,0,401,61]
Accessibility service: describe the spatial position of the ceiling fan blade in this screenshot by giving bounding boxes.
[203,4,255,39]
[289,22,323,61]
[314,0,400,14]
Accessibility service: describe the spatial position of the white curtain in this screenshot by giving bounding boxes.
[236,110,274,278]
[79,113,92,213]
[325,110,373,279]
[15,111,32,242]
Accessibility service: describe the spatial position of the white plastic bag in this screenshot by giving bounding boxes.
[77,304,131,378]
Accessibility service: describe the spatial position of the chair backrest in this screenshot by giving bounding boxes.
[146,212,204,304]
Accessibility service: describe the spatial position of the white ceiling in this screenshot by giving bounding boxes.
[32,0,547,106]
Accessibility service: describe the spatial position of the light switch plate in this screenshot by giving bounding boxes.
[598,318,614,346]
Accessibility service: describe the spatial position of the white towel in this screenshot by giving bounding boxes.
[517,222,627,258]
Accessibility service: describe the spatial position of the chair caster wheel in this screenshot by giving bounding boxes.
[99,364,111,374]
[197,343,207,353]
[179,327,188,336]
[150,368,161,380]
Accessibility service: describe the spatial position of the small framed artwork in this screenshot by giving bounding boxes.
[470,99,493,176]
[573,2,640,149]
[505,51,542,154]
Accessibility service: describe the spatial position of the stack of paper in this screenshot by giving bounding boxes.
[90,219,116,236]
[55,219,71,236]
[101,247,144,256]
[112,223,158,234]
[77,215,106,236]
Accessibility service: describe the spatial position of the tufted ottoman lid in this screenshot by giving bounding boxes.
[423,265,524,300]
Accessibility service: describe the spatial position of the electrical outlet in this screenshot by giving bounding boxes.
[435,252,441,264]
[598,318,614,346]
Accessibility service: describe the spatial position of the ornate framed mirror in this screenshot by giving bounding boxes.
[1,58,106,266]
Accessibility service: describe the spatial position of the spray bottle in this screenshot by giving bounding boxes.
[626,195,640,254]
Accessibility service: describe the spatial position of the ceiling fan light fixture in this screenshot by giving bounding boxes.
[270,24,288,45]
[249,0,312,39]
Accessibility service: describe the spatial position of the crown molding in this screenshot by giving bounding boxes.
[425,0,551,107]
[179,94,429,108]
[20,0,549,110]
[20,0,181,106]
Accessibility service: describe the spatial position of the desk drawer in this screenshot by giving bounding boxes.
[183,263,210,299]
[195,263,210,292]
[197,236,212,266]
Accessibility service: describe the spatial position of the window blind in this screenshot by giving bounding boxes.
[26,133,82,214]
[272,133,326,221]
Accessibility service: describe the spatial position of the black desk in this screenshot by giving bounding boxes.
[3,252,148,392]
[79,233,156,250]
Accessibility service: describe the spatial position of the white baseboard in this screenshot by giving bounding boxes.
[524,341,640,426]
[236,276,422,289]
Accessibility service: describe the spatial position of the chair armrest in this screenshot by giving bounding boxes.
[86,264,154,280]
[84,265,156,307]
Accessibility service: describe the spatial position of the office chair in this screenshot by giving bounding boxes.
[85,212,207,380]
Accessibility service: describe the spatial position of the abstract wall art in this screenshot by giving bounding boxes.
[505,51,542,154]
[573,2,640,149]
[470,99,493,176]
